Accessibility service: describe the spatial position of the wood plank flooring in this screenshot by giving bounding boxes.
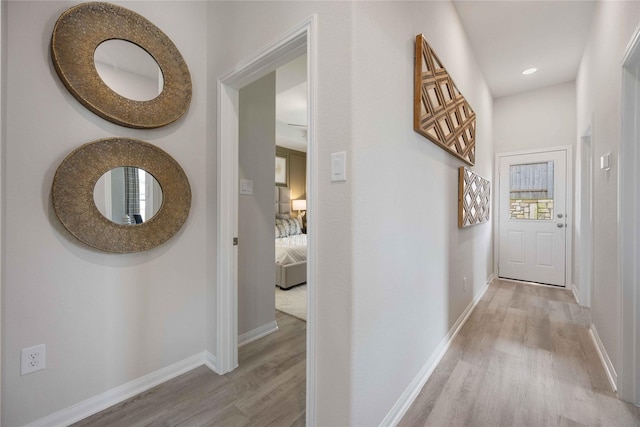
[73,280,640,427]
[399,279,640,427]
[73,311,306,427]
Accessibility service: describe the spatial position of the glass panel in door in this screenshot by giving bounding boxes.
[508,161,554,220]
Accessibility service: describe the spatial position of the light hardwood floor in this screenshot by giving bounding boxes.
[74,280,640,427]
[399,279,640,427]
[73,311,306,427]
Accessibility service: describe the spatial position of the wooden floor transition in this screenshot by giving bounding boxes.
[73,311,306,427]
[399,279,640,427]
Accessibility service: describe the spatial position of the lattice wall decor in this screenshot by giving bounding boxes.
[458,167,490,228]
[414,34,476,165]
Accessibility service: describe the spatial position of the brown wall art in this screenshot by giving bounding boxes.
[414,34,476,165]
[458,167,490,228]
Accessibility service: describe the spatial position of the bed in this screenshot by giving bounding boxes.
[275,187,307,289]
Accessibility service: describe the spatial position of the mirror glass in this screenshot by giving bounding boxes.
[94,39,164,101]
[94,167,164,225]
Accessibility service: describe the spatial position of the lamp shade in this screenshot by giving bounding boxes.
[292,199,307,211]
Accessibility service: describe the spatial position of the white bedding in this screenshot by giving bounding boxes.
[275,234,307,265]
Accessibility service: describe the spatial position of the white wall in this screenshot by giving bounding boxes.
[2,2,209,425]
[207,2,355,424]
[576,1,640,383]
[209,5,494,423]
[238,72,276,336]
[350,2,493,425]
[494,82,576,154]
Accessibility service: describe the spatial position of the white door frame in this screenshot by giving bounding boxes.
[216,16,317,425]
[619,22,640,406]
[576,123,594,307]
[494,146,573,288]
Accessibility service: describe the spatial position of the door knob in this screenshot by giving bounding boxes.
[557,223,564,228]
[557,213,564,218]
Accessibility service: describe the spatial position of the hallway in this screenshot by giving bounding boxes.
[399,280,640,426]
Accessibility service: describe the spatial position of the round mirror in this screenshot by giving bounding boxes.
[51,2,192,129]
[94,40,164,102]
[93,167,164,225]
[52,137,191,253]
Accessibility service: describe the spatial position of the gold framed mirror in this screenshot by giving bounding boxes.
[51,2,192,129]
[52,138,191,253]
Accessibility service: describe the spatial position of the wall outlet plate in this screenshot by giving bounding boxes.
[21,344,46,375]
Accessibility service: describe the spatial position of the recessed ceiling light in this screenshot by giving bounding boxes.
[522,68,538,75]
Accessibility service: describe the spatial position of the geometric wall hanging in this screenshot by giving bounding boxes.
[458,167,490,228]
[414,34,476,165]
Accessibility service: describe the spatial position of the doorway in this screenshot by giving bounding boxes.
[497,147,572,287]
[236,54,308,339]
[216,16,317,425]
[619,23,640,406]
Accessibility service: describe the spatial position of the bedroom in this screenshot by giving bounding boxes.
[273,55,308,321]
[237,53,309,345]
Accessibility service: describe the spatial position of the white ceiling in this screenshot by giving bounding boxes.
[272,2,596,147]
[453,1,596,98]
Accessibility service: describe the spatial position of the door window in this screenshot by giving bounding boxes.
[509,161,554,220]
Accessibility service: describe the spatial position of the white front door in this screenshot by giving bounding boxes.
[498,149,568,287]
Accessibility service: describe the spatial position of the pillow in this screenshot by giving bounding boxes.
[276,213,290,220]
[275,218,300,236]
[275,223,288,238]
[284,218,301,235]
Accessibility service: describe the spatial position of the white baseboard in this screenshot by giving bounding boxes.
[487,273,495,285]
[26,351,217,427]
[204,350,219,374]
[380,279,491,426]
[589,324,618,392]
[571,283,581,305]
[238,320,278,347]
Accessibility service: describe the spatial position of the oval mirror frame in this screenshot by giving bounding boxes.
[51,2,192,129]
[52,138,191,253]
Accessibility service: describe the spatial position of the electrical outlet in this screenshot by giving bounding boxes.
[463,277,467,292]
[21,344,46,375]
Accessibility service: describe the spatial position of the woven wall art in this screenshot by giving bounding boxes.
[414,34,476,165]
[458,167,490,228]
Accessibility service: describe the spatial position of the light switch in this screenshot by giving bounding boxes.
[600,153,611,171]
[239,179,253,195]
[331,151,347,182]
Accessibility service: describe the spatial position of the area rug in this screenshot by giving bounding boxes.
[275,284,307,321]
